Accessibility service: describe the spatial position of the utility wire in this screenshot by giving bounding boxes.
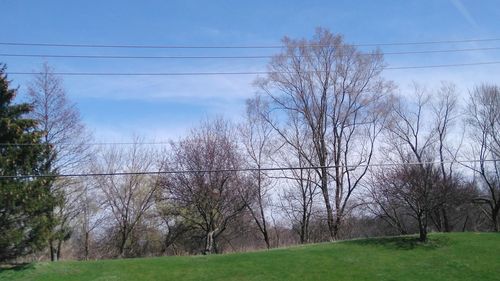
[386,61,500,69]
[1,47,500,60]
[1,38,500,49]
[0,159,496,179]
[6,61,500,77]
[0,141,171,147]
[0,121,377,147]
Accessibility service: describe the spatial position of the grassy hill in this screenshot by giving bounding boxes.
[1,232,499,281]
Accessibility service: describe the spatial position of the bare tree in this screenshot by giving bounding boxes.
[93,140,161,257]
[161,118,247,254]
[27,63,91,173]
[431,83,458,232]
[274,107,320,244]
[257,28,392,240]
[365,171,410,235]
[75,181,105,260]
[373,163,442,242]
[238,97,275,249]
[278,152,320,244]
[26,62,92,261]
[387,86,437,242]
[378,84,458,241]
[465,84,500,231]
[368,83,482,240]
[428,83,475,232]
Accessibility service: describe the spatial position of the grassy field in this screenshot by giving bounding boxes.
[1,232,499,281]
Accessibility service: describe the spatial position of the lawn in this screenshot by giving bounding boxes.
[1,232,499,281]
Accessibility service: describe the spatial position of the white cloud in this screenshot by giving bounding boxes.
[385,64,500,96]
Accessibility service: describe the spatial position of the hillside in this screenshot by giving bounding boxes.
[1,233,499,281]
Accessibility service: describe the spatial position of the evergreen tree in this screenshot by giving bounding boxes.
[0,64,56,262]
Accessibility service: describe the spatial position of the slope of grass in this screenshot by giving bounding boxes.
[1,232,499,281]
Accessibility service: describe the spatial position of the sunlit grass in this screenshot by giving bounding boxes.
[1,232,498,281]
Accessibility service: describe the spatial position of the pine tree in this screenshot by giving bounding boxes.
[0,64,56,262]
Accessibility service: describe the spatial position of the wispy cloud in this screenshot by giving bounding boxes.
[71,75,256,101]
[199,27,223,37]
[385,64,500,96]
[450,0,479,29]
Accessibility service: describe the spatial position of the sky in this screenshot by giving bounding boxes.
[1,0,499,142]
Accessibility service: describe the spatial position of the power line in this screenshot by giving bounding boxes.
[0,123,376,147]
[0,159,496,179]
[0,141,171,147]
[0,121,376,147]
[1,47,500,60]
[386,61,500,69]
[1,38,500,49]
[6,61,500,77]
[0,53,278,60]
[355,38,500,47]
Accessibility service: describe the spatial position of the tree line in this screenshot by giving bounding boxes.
[0,28,498,262]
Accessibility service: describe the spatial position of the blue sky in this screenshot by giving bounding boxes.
[1,0,499,141]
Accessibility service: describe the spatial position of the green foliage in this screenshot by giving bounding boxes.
[0,64,56,262]
[0,233,498,281]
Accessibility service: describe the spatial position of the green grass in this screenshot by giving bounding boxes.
[1,232,499,281]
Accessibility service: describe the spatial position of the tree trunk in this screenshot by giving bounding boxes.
[320,167,335,240]
[333,214,342,240]
[257,172,270,249]
[259,211,270,249]
[204,229,216,255]
[418,215,428,242]
[84,232,90,260]
[431,209,443,232]
[300,213,306,244]
[442,208,451,232]
[56,239,62,261]
[49,240,56,261]
[119,229,128,258]
[461,215,469,232]
[492,208,499,232]
[262,228,270,249]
